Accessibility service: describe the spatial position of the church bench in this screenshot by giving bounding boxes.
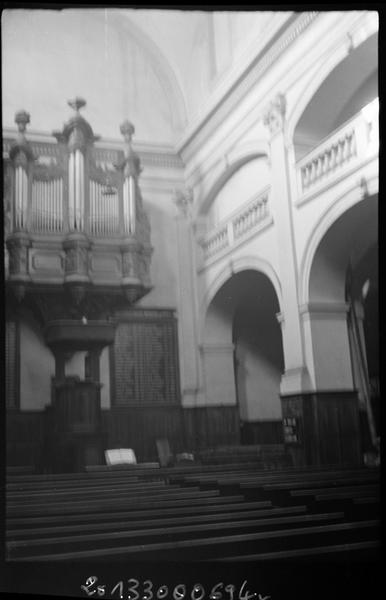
[353,496,380,505]
[257,473,379,491]
[7,481,170,500]
[291,484,379,497]
[6,487,223,513]
[7,504,308,539]
[6,498,273,529]
[211,540,381,562]
[7,511,346,559]
[314,489,380,502]
[7,493,250,517]
[170,471,378,493]
[9,519,379,562]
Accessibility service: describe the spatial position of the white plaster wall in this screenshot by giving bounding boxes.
[309,316,354,390]
[20,320,55,410]
[137,190,180,308]
[2,9,177,143]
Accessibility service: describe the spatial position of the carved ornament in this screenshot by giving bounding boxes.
[263,93,287,137]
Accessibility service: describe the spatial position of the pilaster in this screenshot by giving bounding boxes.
[263,93,311,394]
[174,188,202,406]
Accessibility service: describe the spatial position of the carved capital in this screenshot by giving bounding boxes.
[174,188,193,218]
[263,93,287,137]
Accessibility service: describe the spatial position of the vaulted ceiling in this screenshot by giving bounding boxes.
[2,8,291,145]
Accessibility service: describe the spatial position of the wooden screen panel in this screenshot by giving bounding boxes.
[6,320,19,410]
[112,311,180,406]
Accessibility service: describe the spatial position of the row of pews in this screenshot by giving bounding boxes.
[6,460,380,562]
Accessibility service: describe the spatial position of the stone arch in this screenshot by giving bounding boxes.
[300,190,378,406]
[287,25,378,159]
[200,255,282,343]
[201,267,285,441]
[197,144,270,218]
[299,177,378,307]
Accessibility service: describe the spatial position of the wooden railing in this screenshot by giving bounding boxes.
[200,187,271,261]
[297,100,378,197]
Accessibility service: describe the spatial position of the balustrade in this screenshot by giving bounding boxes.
[297,100,378,196]
[232,189,269,240]
[201,187,271,261]
[201,225,229,258]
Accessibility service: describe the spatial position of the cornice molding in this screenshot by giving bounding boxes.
[177,11,320,161]
[3,131,185,171]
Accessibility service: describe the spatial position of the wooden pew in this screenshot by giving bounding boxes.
[7,511,346,560]
[9,519,379,562]
[7,505,309,539]
[212,540,381,562]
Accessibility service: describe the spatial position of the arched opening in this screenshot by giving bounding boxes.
[201,155,270,226]
[308,194,378,456]
[203,269,284,445]
[294,33,378,161]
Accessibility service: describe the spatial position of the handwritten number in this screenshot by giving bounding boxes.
[225,585,235,600]
[128,579,140,600]
[97,585,106,597]
[143,580,154,600]
[173,584,186,600]
[157,585,169,599]
[191,584,205,600]
[111,581,124,599]
[210,583,224,600]
[81,576,98,596]
[239,581,256,600]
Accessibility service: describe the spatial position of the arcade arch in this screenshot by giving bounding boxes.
[291,31,378,161]
[202,269,284,444]
[304,194,378,449]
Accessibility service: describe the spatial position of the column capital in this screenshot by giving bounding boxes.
[263,93,287,137]
[174,187,193,218]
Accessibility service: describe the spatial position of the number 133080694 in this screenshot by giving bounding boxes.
[81,577,271,600]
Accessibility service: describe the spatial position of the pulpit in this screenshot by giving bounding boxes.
[44,319,115,472]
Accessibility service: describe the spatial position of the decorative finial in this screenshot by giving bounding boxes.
[68,97,87,114]
[15,110,30,134]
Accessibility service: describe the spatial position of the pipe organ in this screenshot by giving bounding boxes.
[4,98,153,472]
[5,97,152,307]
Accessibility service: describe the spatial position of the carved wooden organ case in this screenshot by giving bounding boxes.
[4,98,153,326]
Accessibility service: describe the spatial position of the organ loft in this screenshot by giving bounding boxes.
[5,98,154,471]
